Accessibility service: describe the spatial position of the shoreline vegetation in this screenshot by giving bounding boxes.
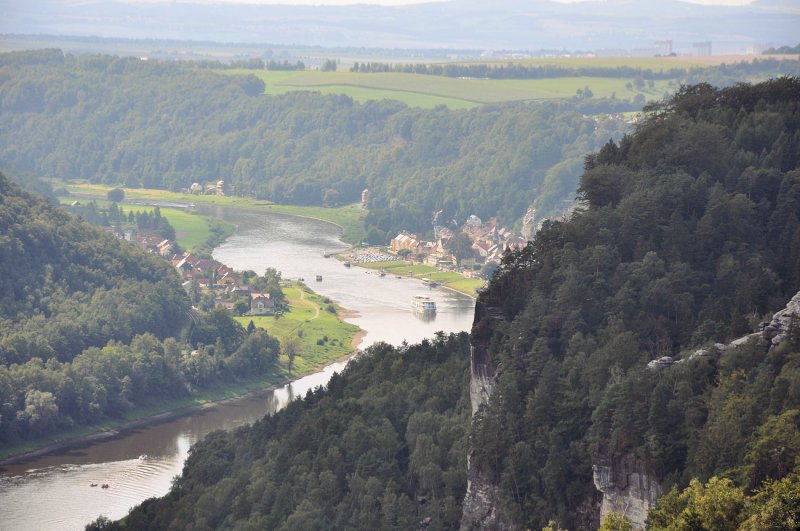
[0,348,360,466]
[58,197,235,253]
[0,282,364,464]
[0,192,366,463]
[338,254,485,297]
[57,181,368,244]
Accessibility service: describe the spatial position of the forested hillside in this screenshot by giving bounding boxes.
[466,78,800,528]
[99,78,800,530]
[0,175,281,446]
[96,333,471,530]
[0,49,625,237]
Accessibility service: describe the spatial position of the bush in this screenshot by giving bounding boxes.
[107,187,124,202]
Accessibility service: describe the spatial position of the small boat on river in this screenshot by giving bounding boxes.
[316,275,323,282]
[343,261,351,268]
[422,278,440,288]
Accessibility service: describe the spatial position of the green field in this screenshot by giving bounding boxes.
[349,259,484,296]
[60,182,367,243]
[58,197,233,251]
[228,69,671,106]
[235,284,361,373]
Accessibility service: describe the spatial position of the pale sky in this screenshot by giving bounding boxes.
[122,0,755,5]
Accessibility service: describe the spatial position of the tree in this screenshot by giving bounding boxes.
[282,335,302,374]
[235,299,251,316]
[107,188,124,202]
[647,477,747,531]
[447,232,474,265]
[599,512,632,531]
[17,389,59,435]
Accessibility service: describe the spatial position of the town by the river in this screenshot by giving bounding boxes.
[0,206,475,531]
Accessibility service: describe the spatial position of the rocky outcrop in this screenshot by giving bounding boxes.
[620,290,800,525]
[461,301,513,531]
[593,455,661,530]
[760,290,800,348]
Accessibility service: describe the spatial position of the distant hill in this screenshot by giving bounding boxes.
[3,0,799,53]
[0,50,630,238]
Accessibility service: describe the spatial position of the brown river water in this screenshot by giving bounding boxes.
[0,206,475,530]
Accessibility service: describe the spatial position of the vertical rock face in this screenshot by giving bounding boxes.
[592,455,661,530]
[761,290,800,348]
[461,301,513,531]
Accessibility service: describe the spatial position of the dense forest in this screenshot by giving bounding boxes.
[95,78,800,530]
[0,49,627,238]
[0,175,282,445]
[468,77,800,528]
[94,333,471,530]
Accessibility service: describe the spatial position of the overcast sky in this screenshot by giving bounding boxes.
[120,0,755,5]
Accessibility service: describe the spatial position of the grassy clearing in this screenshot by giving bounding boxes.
[58,197,231,251]
[226,69,477,109]
[230,68,672,105]
[358,260,408,269]
[345,259,482,296]
[447,278,486,294]
[234,283,361,374]
[60,182,367,243]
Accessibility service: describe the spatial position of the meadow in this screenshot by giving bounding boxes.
[59,196,232,251]
[355,260,484,296]
[234,283,361,374]
[223,54,800,109]
[230,68,672,107]
[60,182,367,243]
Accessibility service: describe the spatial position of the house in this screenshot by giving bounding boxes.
[250,291,275,315]
[216,264,235,277]
[194,259,217,274]
[425,238,455,267]
[216,300,237,311]
[231,285,251,298]
[157,239,174,257]
[216,271,237,286]
[390,232,420,254]
[504,236,528,252]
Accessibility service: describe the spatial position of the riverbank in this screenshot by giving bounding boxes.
[58,196,235,252]
[235,283,362,375]
[57,181,367,244]
[337,250,485,297]
[1,228,364,466]
[0,341,362,466]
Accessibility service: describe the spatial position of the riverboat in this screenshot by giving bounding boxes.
[316,275,323,282]
[343,261,351,268]
[411,296,437,314]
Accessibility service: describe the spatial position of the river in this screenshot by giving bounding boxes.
[0,207,475,530]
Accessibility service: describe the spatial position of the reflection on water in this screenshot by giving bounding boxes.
[0,207,475,530]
